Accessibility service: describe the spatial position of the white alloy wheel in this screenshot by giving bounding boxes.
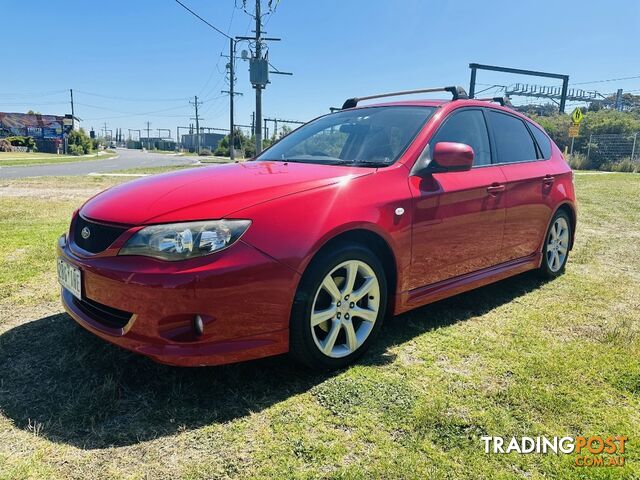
[310,260,380,358]
[546,216,570,272]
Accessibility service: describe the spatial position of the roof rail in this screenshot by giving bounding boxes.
[476,96,513,108]
[341,86,468,109]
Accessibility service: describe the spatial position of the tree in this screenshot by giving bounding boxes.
[278,124,292,139]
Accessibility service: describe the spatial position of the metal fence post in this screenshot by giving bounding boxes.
[632,132,637,160]
[586,134,592,161]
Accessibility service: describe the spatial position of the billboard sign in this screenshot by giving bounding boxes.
[0,112,70,139]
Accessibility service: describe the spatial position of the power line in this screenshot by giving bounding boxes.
[81,104,191,121]
[75,90,189,103]
[571,74,640,86]
[0,101,69,106]
[198,3,238,98]
[175,0,232,39]
[474,84,505,96]
[0,89,68,98]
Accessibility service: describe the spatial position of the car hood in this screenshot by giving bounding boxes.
[81,161,372,225]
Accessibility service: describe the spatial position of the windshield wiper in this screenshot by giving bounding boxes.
[259,158,388,168]
[335,160,389,168]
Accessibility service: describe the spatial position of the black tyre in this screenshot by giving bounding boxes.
[290,243,387,370]
[538,209,572,279]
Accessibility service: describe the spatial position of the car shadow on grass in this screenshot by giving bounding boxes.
[0,271,545,449]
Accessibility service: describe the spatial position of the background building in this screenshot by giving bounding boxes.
[181,133,225,152]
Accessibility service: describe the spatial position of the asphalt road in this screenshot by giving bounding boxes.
[0,149,199,179]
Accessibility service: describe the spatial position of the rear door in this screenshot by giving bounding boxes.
[486,110,553,262]
[408,108,507,289]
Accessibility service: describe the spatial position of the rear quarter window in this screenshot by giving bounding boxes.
[529,123,552,159]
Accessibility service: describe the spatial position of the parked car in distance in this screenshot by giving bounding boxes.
[57,86,576,370]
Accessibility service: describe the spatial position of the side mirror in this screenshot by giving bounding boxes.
[410,141,475,177]
[431,142,474,172]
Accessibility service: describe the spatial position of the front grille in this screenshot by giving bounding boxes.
[74,216,128,254]
[73,296,133,329]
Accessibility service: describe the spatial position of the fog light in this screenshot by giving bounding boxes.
[193,314,204,337]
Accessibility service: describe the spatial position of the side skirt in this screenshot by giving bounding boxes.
[394,253,541,314]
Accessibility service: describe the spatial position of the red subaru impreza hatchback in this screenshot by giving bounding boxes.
[58,86,576,369]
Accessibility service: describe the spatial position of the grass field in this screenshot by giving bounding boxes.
[0,150,117,167]
[0,172,638,479]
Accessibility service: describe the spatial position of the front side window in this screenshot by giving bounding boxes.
[430,109,491,166]
[255,106,435,167]
[489,111,538,163]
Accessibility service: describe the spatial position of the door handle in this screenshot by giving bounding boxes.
[543,175,555,185]
[486,184,505,195]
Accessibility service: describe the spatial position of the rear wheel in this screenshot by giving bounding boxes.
[539,210,571,278]
[290,244,387,370]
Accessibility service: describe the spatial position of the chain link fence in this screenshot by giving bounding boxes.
[586,132,639,164]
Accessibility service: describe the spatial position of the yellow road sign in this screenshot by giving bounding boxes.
[571,107,583,124]
[569,124,580,138]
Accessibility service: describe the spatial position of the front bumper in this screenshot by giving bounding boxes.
[58,237,300,366]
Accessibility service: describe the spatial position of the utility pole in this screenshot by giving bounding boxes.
[176,0,289,156]
[103,122,108,140]
[69,89,75,122]
[237,1,291,155]
[229,38,236,160]
[190,96,202,154]
[221,38,243,160]
[145,121,152,149]
[615,89,624,111]
[254,0,263,153]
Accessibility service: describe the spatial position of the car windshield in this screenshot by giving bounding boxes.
[255,106,436,167]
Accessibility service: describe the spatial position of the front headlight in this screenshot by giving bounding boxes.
[119,220,251,261]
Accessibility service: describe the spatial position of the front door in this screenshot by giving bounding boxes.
[408,108,506,290]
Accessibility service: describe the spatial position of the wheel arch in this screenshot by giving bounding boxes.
[555,202,577,250]
[301,228,399,314]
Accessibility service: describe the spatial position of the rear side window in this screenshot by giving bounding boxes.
[431,109,491,166]
[529,123,552,159]
[489,111,537,164]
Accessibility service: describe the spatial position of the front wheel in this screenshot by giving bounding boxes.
[538,210,572,278]
[290,244,387,370]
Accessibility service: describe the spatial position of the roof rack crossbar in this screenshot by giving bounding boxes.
[341,85,468,109]
[476,96,513,107]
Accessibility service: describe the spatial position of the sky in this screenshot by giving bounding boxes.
[2,0,639,139]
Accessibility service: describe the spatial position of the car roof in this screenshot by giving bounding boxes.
[351,98,538,124]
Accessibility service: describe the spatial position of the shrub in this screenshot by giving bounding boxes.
[68,144,85,156]
[5,136,36,150]
[243,141,256,159]
[213,145,229,156]
[566,153,593,170]
[0,139,11,152]
[67,129,93,155]
[199,148,212,156]
[610,158,640,173]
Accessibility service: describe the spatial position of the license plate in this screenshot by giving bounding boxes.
[57,258,82,300]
